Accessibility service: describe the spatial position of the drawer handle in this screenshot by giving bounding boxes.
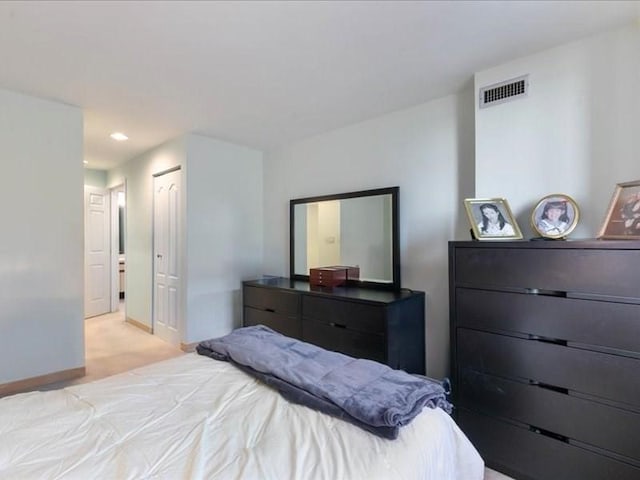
[529,380,569,395]
[528,334,567,346]
[524,288,567,298]
[329,322,347,329]
[529,425,569,443]
[264,308,275,313]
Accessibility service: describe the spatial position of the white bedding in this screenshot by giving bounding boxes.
[0,354,483,479]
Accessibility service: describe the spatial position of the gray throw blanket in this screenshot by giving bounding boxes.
[196,325,451,440]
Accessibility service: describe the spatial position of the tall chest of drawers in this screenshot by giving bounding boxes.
[449,240,640,480]
[243,277,425,374]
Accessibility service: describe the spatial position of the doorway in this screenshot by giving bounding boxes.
[84,182,127,318]
[110,184,126,315]
[84,185,111,318]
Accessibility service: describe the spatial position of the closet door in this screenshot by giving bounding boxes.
[153,168,182,346]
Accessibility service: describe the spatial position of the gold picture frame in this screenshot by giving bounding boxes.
[531,193,580,239]
[598,180,640,239]
[464,198,523,240]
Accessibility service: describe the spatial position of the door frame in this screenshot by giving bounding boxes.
[110,182,126,313]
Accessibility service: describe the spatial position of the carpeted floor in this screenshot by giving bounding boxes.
[39,304,184,391]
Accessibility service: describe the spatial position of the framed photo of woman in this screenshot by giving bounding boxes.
[598,180,640,239]
[531,194,580,239]
[464,198,523,240]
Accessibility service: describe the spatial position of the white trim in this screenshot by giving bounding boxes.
[110,183,125,313]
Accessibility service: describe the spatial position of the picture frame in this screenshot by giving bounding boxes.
[464,198,523,240]
[597,180,640,239]
[531,193,580,239]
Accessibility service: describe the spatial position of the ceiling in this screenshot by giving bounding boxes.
[0,1,638,170]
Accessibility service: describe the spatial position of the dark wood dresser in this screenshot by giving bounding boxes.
[243,277,425,374]
[449,240,640,480]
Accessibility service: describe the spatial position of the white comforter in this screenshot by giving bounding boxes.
[0,354,483,479]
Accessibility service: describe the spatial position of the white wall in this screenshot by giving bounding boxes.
[316,201,341,267]
[184,134,263,343]
[107,137,187,329]
[0,88,84,384]
[107,134,263,344]
[341,195,391,281]
[83,168,107,188]
[475,23,640,238]
[263,89,476,378]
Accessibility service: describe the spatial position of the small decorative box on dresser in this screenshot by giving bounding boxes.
[309,266,347,287]
[243,277,425,374]
[449,240,640,480]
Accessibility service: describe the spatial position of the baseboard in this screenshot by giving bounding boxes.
[0,366,86,398]
[180,342,199,352]
[126,317,191,351]
[126,316,152,333]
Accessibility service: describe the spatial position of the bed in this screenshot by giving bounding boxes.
[0,352,483,479]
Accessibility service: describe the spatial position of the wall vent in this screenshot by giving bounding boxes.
[479,75,529,109]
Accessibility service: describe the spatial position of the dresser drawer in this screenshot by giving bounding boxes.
[459,369,640,461]
[459,409,640,480]
[302,319,385,362]
[456,288,640,353]
[454,247,640,298]
[302,296,385,334]
[244,307,301,339]
[457,329,640,407]
[243,286,300,316]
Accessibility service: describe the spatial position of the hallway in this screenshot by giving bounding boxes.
[83,306,184,382]
[39,306,184,392]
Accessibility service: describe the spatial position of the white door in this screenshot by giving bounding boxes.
[84,186,111,318]
[153,169,181,346]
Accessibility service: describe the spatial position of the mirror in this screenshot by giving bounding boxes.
[290,187,400,290]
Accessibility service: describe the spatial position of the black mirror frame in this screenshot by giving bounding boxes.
[289,186,400,291]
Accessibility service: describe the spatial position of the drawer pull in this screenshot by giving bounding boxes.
[524,288,567,297]
[529,380,569,395]
[529,425,569,443]
[264,308,276,313]
[528,334,567,346]
[329,322,347,329]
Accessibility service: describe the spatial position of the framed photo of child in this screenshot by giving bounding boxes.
[531,194,579,239]
[464,198,523,240]
[598,180,640,240]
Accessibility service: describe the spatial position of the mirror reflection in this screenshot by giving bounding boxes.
[290,187,399,289]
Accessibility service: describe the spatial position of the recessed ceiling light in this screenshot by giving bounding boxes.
[83,160,89,164]
[110,132,129,141]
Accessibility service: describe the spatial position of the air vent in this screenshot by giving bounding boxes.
[479,75,529,109]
